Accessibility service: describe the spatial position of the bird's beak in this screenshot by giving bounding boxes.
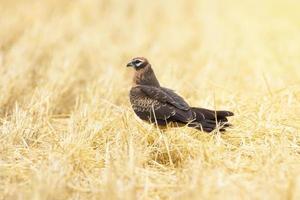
[126,61,135,67]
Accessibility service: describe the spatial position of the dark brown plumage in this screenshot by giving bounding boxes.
[126,57,234,132]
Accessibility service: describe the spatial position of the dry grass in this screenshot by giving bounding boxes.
[0,0,300,199]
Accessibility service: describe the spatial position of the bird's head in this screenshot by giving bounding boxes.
[126,57,160,86]
[126,57,149,70]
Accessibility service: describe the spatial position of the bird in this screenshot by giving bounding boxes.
[126,57,233,132]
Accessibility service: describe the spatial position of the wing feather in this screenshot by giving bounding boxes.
[139,85,190,110]
[130,86,194,124]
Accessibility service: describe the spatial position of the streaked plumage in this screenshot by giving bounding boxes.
[126,57,233,132]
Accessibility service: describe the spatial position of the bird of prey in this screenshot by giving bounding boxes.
[126,57,233,132]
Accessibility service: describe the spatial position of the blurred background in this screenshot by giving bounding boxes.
[1,1,300,110]
[1,0,300,199]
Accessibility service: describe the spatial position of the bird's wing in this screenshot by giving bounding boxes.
[130,87,175,121]
[130,86,194,123]
[160,87,190,110]
[139,85,190,111]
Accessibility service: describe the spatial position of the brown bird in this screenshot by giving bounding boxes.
[126,57,233,132]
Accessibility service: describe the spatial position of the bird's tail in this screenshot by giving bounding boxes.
[188,107,234,132]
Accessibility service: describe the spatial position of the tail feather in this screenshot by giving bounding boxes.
[190,107,234,132]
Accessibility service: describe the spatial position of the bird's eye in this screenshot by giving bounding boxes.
[133,59,144,67]
[134,60,142,64]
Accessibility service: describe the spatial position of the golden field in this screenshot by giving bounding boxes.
[0,0,300,199]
